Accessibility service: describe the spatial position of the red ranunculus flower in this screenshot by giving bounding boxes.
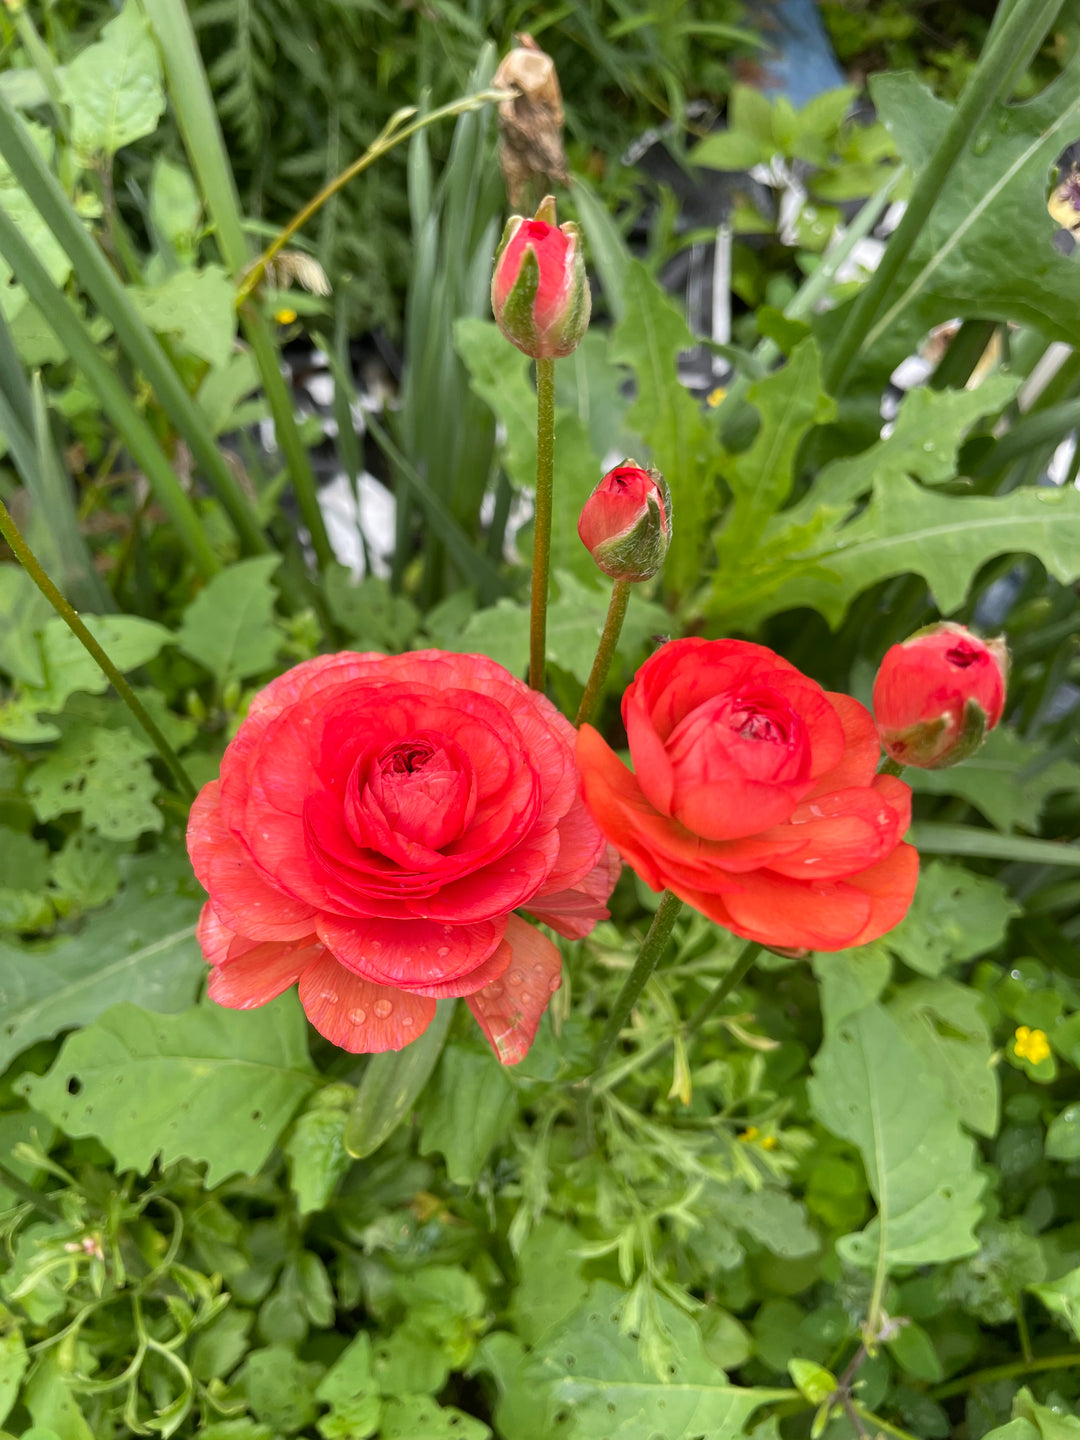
[188,651,620,1063]
[873,622,1007,769]
[577,638,918,953]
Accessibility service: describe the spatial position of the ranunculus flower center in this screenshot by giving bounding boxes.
[945,643,981,669]
[666,690,809,788]
[353,731,476,855]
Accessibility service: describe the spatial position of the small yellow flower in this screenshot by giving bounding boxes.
[737,1125,759,1143]
[273,306,298,325]
[760,1135,778,1151]
[706,385,727,408]
[1014,1026,1051,1065]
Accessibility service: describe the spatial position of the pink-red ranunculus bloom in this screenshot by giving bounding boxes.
[577,638,918,953]
[873,622,1007,769]
[188,651,619,1063]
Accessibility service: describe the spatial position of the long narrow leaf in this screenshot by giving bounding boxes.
[0,91,268,558]
[0,205,219,577]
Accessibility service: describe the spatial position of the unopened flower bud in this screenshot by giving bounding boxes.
[578,461,672,582]
[491,195,590,359]
[872,622,1008,769]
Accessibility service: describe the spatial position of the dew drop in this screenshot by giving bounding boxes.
[508,970,525,987]
[321,990,339,1006]
[402,1014,415,1027]
[531,962,546,977]
[437,945,451,957]
[486,981,504,998]
[347,1006,367,1025]
[374,998,394,1019]
[547,975,561,993]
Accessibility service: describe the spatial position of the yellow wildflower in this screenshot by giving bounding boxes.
[760,1135,778,1151]
[1014,1026,1051,1065]
[706,386,727,408]
[274,306,298,325]
[737,1126,759,1143]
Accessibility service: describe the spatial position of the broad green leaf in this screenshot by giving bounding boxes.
[1046,1102,1080,1161]
[148,155,201,254]
[324,568,420,651]
[0,123,71,321]
[692,129,770,170]
[1012,1388,1080,1439]
[418,1043,517,1186]
[844,59,1080,383]
[22,1355,92,1440]
[315,1332,381,1439]
[344,999,454,1159]
[1030,1266,1080,1340]
[60,1,165,158]
[242,1347,323,1434]
[130,266,236,368]
[889,978,999,1136]
[26,724,162,839]
[610,263,715,595]
[381,1397,490,1439]
[909,727,1080,832]
[713,471,1080,630]
[0,1329,26,1427]
[20,995,316,1184]
[716,339,835,555]
[509,1219,589,1346]
[458,572,667,685]
[809,1003,984,1270]
[0,853,204,1070]
[50,832,122,916]
[176,555,282,684]
[812,944,891,1030]
[482,1281,789,1440]
[886,860,1019,974]
[0,566,51,685]
[713,1185,820,1259]
[283,1085,353,1214]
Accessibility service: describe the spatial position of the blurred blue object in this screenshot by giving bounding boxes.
[752,0,848,105]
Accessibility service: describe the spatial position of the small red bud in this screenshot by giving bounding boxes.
[872,622,1008,769]
[491,195,590,359]
[577,461,672,583]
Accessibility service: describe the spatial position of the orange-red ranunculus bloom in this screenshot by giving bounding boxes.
[577,638,918,953]
[188,651,619,1063]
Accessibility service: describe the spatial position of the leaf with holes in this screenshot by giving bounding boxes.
[26,724,162,839]
[0,853,204,1070]
[889,978,999,1137]
[809,1002,984,1270]
[19,994,317,1185]
[886,860,1019,975]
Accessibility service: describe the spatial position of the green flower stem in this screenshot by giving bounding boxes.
[591,891,684,1072]
[593,938,762,1092]
[0,497,197,803]
[931,1350,1080,1401]
[852,1404,922,1440]
[575,579,631,727]
[879,756,905,777]
[823,0,1066,395]
[529,357,557,691]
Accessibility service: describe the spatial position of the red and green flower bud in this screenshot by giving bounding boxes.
[872,622,1008,769]
[491,195,590,359]
[577,461,672,583]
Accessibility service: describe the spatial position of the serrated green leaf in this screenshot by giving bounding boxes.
[344,1000,454,1160]
[610,262,714,595]
[381,1396,490,1439]
[176,556,282,684]
[417,1043,517,1186]
[1030,1266,1080,1341]
[315,1331,381,1439]
[130,266,236,368]
[809,1003,984,1270]
[890,978,999,1137]
[714,1185,820,1260]
[60,1,165,158]
[0,853,204,1069]
[242,1346,323,1434]
[324,568,420,650]
[909,727,1080,832]
[886,859,1019,974]
[20,995,316,1184]
[27,724,162,839]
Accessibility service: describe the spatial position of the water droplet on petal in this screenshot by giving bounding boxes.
[532,963,546,977]
[402,1014,415,1028]
[508,971,524,987]
[347,1006,367,1025]
[486,981,503,998]
[437,946,451,957]
[548,975,561,993]
[374,998,394,1019]
[322,990,339,1006]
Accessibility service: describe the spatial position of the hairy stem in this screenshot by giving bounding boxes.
[529,358,557,691]
[591,892,684,1072]
[576,579,631,727]
[0,498,197,802]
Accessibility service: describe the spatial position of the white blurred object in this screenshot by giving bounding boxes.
[319,472,397,578]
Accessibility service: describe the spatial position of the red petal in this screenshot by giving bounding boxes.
[316,912,506,988]
[298,952,436,1052]
[845,843,920,946]
[807,693,881,796]
[721,869,873,951]
[536,789,607,896]
[466,915,561,1064]
[577,726,667,891]
[759,784,908,881]
[528,843,622,939]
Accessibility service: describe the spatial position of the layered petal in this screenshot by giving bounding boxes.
[298,952,436,1051]
[467,915,562,1064]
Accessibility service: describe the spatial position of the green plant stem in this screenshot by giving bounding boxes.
[593,939,763,1092]
[576,579,631,727]
[852,1404,922,1440]
[931,1351,1080,1400]
[236,89,511,305]
[928,318,998,390]
[823,0,1065,395]
[0,1161,60,1221]
[0,497,197,802]
[529,357,557,691]
[591,891,684,1072]
[142,0,333,572]
[879,756,905,777]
